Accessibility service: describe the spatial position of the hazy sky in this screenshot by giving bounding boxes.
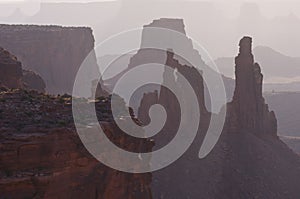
[1,0,300,84]
[1,0,300,18]
[0,0,300,59]
[1,0,300,16]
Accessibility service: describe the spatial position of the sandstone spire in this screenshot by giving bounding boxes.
[229,36,277,135]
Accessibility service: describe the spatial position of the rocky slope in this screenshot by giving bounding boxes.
[0,90,153,199]
[0,24,97,94]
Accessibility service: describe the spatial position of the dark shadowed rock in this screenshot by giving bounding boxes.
[226,36,277,136]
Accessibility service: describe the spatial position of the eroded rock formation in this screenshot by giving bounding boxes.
[0,24,97,94]
[2,18,300,199]
[226,37,277,136]
[144,36,300,199]
[103,18,233,113]
[137,49,209,149]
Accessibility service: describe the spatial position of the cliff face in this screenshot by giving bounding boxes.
[0,47,45,92]
[0,90,153,199]
[0,25,96,94]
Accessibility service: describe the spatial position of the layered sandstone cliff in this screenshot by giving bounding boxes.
[0,24,96,94]
[0,90,153,199]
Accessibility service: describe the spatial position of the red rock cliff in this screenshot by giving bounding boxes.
[0,90,153,199]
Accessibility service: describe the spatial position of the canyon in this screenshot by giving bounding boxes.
[1,18,300,199]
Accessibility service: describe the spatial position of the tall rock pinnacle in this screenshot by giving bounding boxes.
[229,36,277,135]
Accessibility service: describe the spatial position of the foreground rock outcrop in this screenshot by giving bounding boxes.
[0,90,153,199]
[0,24,97,94]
